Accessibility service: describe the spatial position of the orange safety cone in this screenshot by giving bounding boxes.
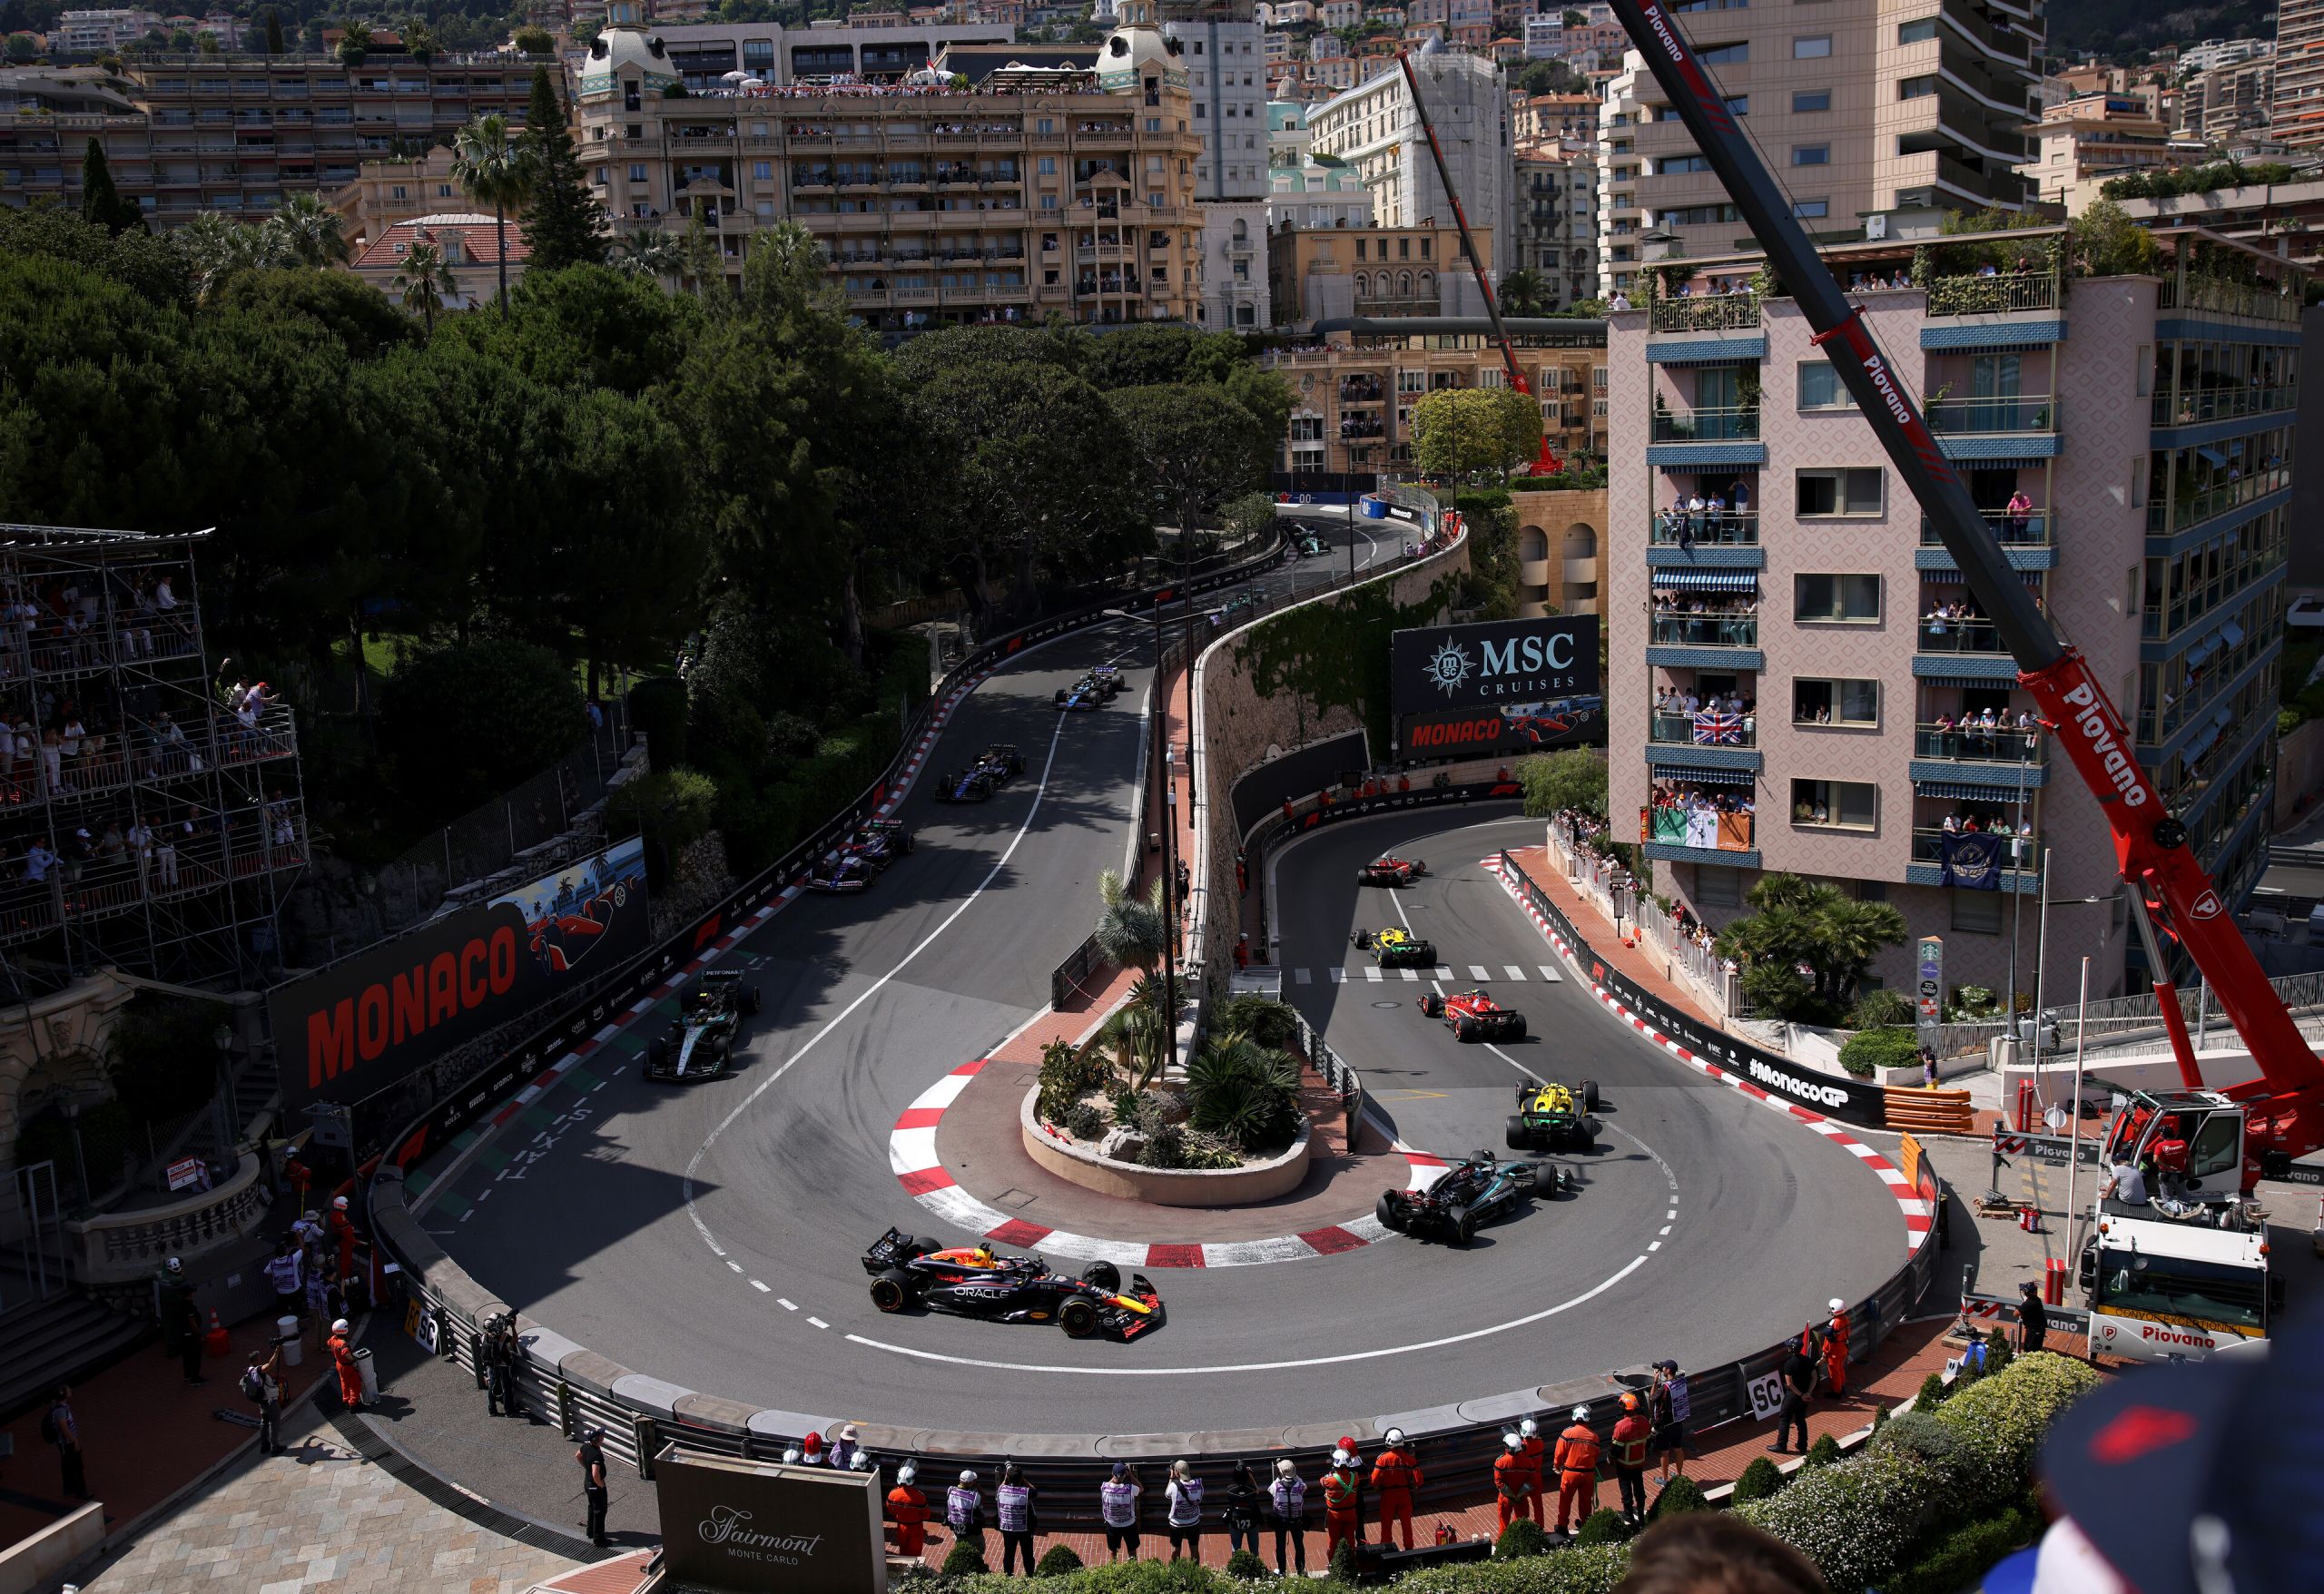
[203,1308,230,1359]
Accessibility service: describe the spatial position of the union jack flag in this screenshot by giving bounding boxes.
[1692,711,1743,745]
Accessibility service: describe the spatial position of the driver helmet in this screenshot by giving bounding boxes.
[1520,1418,1538,1439]
[975,1244,996,1265]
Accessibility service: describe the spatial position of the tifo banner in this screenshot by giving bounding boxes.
[1390,615,1600,717]
[276,838,649,1117]
[1939,831,2006,889]
[1397,695,1603,760]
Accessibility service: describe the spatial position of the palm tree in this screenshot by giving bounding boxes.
[1091,868,1170,977]
[391,236,458,332]
[610,224,686,283]
[176,210,287,300]
[449,112,530,317]
[1076,975,1173,1095]
[263,191,350,268]
[1500,266,1551,317]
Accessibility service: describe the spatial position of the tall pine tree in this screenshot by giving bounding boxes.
[264,8,284,53]
[518,65,606,273]
[79,139,141,235]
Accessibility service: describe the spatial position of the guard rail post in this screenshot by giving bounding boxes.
[556,1381,576,1441]
[635,1414,660,1480]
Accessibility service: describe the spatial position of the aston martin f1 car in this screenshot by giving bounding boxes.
[1374,1151,1571,1245]
[935,745,1025,803]
[862,1228,1164,1340]
[1357,854,1429,887]
[1505,1077,1601,1150]
[645,969,761,1082]
[1353,926,1437,968]
[1418,988,1527,1041]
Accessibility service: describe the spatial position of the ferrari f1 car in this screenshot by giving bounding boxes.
[1374,1150,1572,1245]
[934,744,1025,803]
[1505,1077,1602,1150]
[1418,988,1527,1042]
[862,1228,1163,1340]
[1353,926,1437,968]
[645,969,761,1082]
[1357,854,1429,888]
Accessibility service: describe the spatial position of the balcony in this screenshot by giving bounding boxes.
[1921,509,2053,548]
[1649,615,1758,649]
[2158,276,2299,325]
[1650,405,1757,443]
[1909,828,2038,882]
[1650,510,1758,546]
[2151,385,2299,427]
[1915,617,2006,654]
[1649,293,1760,332]
[2144,466,2290,535]
[1925,271,2057,317]
[1914,723,2043,764]
[1650,712,1757,748]
[1925,397,2057,435]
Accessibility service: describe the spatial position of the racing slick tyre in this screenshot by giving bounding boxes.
[1502,1015,1528,1041]
[899,834,914,854]
[1081,1261,1121,1293]
[1581,1078,1600,1109]
[1452,1017,1475,1043]
[1504,1116,1534,1152]
[1375,1191,1410,1233]
[1420,994,1446,1018]
[870,1269,913,1313]
[1577,1116,1602,1146]
[1353,930,1374,950]
[1059,1297,1101,1339]
[1448,1205,1476,1247]
[1054,690,1068,705]
[743,988,763,1017]
[910,1235,943,1259]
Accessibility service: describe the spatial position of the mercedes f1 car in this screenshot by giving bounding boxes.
[1296,534,1327,558]
[1418,989,1527,1042]
[1357,854,1429,888]
[1506,1077,1601,1151]
[1375,1151,1571,1245]
[862,1228,1164,1340]
[934,744,1025,803]
[645,969,761,1082]
[1353,926,1437,968]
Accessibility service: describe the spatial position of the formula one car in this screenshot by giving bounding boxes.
[1506,1077,1602,1150]
[862,1227,1164,1340]
[1296,534,1327,558]
[1375,1150,1572,1245]
[645,969,761,1082]
[846,817,914,866]
[1085,665,1125,698]
[1353,926,1437,968]
[1418,988,1527,1042]
[1055,675,1108,712]
[934,744,1025,803]
[1357,854,1429,888]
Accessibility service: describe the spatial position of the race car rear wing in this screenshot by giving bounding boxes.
[700,969,745,986]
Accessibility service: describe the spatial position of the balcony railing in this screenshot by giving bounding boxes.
[1650,712,1757,747]
[1648,293,1761,332]
[2145,465,2290,534]
[1924,271,2057,317]
[1916,617,2007,654]
[1650,615,1759,648]
[1925,397,2058,435]
[1650,405,1758,442]
[2151,384,2298,426]
[2158,276,2300,324]
[1914,723,2043,764]
[1641,803,1756,851]
[0,815,309,946]
[1651,509,1759,546]
[1921,509,2054,547]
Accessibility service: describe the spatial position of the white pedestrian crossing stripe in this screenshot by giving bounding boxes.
[1329,969,1346,984]
[1469,965,1490,979]
[1504,965,1525,981]
[1400,968,1419,981]
[1538,965,1563,983]
[1294,968,1312,985]
[1298,963,1557,986]
[1434,967,1454,980]
[1364,966,1383,982]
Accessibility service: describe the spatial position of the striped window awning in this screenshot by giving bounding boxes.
[1957,457,2054,470]
[1655,767,1756,787]
[1915,778,2036,801]
[1650,570,1760,592]
[1923,569,2047,587]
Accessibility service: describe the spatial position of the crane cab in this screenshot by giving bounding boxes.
[2099,1087,2249,1205]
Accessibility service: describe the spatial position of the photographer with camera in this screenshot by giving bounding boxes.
[241,1340,285,1455]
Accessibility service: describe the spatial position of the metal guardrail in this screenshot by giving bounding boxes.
[1049,931,1111,1012]
[1293,1002,1363,1144]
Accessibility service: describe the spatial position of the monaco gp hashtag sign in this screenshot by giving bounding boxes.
[1391,615,1602,759]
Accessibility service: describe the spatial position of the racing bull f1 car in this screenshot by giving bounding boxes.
[1375,1151,1571,1245]
[1353,926,1437,968]
[1357,854,1429,888]
[1417,988,1527,1042]
[862,1228,1163,1340]
[806,819,912,891]
[1506,1077,1601,1150]
[645,969,761,1082]
[934,744,1025,803]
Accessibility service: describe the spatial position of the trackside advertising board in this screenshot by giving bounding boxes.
[1391,616,1602,759]
[274,837,649,1116]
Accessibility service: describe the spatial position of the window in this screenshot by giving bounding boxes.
[1792,678,1879,724]
[1794,34,1832,58]
[1792,198,1830,219]
[1791,779,1876,831]
[1951,890,2004,935]
[1792,144,1829,166]
[753,161,772,180]
[1695,865,1741,908]
[1794,574,1882,622]
[1699,41,1747,64]
[1657,154,1713,175]
[1797,361,1856,409]
[628,163,647,183]
[1899,74,1937,99]
[1797,467,1885,517]
[1792,89,1831,113]
[1898,17,1938,44]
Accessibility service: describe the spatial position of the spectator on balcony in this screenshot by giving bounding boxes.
[2005,489,2033,540]
[154,575,177,614]
[21,839,51,883]
[40,727,62,797]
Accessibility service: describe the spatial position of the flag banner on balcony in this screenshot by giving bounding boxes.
[1686,807,1718,851]
[1940,831,2007,890]
[1691,710,1745,744]
[1650,805,1689,842]
[1718,812,1754,851]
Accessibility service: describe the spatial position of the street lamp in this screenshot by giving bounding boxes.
[1104,605,1179,1038]
[212,1021,239,1154]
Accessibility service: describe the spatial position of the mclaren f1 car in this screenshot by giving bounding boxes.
[1375,1150,1571,1245]
[862,1228,1163,1340]
[645,969,761,1082]
[1353,926,1437,968]
[1418,988,1527,1041]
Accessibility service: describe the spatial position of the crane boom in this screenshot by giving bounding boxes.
[1601,0,2324,1180]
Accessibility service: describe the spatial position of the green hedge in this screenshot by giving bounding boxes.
[1837,1025,1919,1078]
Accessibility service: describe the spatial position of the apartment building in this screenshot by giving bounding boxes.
[1266,318,1600,478]
[54,9,162,52]
[2274,0,2324,149]
[1511,91,1596,145]
[1608,225,2299,999]
[1267,219,1487,327]
[1306,42,1511,251]
[2028,95,2177,208]
[613,15,1014,92]
[1269,157,1374,230]
[2179,53,2275,144]
[1596,2,2043,300]
[1158,0,1271,329]
[0,67,149,215]
[575,0,1205,327]
[1513,143,1594,309]
[328,147,467,251]
[2109,176,2324,268]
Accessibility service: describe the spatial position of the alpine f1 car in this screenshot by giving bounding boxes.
[1505,1077,1602,1150]
[1055,675,1108,712]
[934,744,1025,803]
[862,1228,1164,1340]
[645,969,761,1082]
[1375,1150,1571,1245]
[1418,988,1527,1042]
[1357,854,1429,888]
[1353,926,1437,968]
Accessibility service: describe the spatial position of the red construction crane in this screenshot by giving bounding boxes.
[1601,0,2324,1187]
[1395,49,1561,477]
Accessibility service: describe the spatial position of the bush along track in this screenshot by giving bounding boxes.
[1231,568,1466,758]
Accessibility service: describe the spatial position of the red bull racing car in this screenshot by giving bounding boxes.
[862,1228,1163,1340]
[1418,988,1527,1042]
[1357,854,1428,887]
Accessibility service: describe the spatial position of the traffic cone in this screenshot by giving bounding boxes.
[203,1308,230,1359]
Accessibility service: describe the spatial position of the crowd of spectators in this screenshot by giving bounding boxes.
[1653,484,1754,547]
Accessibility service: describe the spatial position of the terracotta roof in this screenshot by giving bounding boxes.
[352,212,531,271]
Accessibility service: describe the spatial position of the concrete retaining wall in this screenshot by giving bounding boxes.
[1019,1084,1313,1206]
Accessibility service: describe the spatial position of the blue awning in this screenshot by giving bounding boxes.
[2196,445,2229,467]
[1651,570,1760,592]
[1915,778,2035,802]
[1655,767,1755,787]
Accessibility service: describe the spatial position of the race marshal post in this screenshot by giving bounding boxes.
[650,1447,885,1594]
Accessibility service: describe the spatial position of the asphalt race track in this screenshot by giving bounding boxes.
[418,525,1904,1437]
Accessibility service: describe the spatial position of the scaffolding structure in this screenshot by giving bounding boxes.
[0,524,308,996]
